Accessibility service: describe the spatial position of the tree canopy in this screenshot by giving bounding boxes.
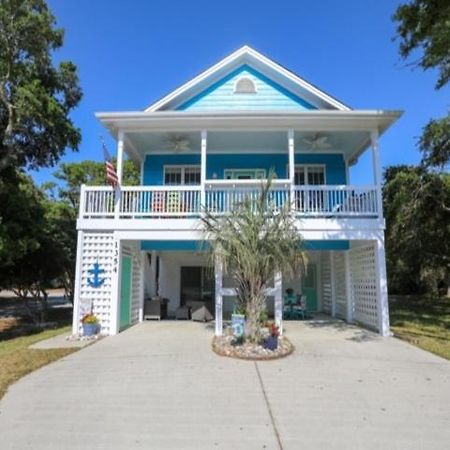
[0,0,82,173]
[394,0,450,169]
[383,166,450,295]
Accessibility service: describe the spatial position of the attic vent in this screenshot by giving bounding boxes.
[234,77,256,94]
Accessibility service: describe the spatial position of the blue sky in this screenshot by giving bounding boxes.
[32,0,448,185]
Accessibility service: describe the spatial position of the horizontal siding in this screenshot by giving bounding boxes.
[177,65,316,111]
[143,153,347,185]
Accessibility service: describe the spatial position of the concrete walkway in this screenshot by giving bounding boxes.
[1,321,450,449]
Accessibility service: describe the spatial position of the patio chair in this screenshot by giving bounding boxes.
[292,294,307,320]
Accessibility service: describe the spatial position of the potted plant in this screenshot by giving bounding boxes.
[81,313,99,336]
[264,323,280,351]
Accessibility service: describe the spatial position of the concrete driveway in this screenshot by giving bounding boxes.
[1,320,450,450]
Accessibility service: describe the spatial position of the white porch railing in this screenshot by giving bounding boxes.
[79,183,379,219]
[204,179,290,214]
[293,185,378,217]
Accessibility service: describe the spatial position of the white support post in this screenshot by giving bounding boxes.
[374,236,390,336]
[110,236,121,335]
[200,130,207,210]
[79,184,86,219]
[71,231,84,335]
[139,251,146,322]
[116,130,124,184]
[288,129,295,210]
[330,251,336,317]
[370,130,384,218]
[274,271,283,334]
[344,251,353,323]
[114,131,124,219]
[214,257,223,336]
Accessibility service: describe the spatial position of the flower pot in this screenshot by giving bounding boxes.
[265,335,278,351]
[82,323,98,336]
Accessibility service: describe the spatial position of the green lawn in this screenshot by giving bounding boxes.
[0,326,77,399]
[389,295,450,360]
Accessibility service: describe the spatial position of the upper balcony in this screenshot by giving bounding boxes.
[79,181,379,220]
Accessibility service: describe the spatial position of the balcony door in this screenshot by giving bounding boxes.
[294,165,326,213]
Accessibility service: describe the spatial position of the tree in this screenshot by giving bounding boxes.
[393,0,450,169]
[201,176,306,342]
[0,0,82,173]
[0,172,65,323]
[383,165,450,295]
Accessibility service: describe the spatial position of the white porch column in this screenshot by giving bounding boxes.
[71,230,84,335]
[274,271,283,335]
[110,236,121,335]
[116,130,124,184]
[214,257,223,336]
[344,251,353,323]
[374,236,390,336]
[330,251,336,317]
[200,130,207,209]
[114,130,124,219]
[288,129,295,209]
[370,130,384,218]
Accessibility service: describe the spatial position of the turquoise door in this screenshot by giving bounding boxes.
[120,255,132,330]
[302,264,318,311]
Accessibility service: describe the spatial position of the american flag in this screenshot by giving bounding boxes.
[101,139,119,186]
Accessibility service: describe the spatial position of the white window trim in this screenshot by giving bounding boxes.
[289,164,327,184]
[224,168,266,179]
[233,76,258,94]
[163,165,201,185]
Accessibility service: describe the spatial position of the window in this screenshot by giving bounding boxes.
[164,166,201,185]
[294,165,325,185]
[234,77,257,94]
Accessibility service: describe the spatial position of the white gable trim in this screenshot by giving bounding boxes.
[145,46,350,112]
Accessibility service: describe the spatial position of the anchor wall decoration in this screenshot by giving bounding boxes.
[87,261,105,288]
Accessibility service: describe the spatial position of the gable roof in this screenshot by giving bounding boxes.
[145,46,351,112]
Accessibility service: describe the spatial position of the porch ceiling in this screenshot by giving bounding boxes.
[125,129,370,163]
[98,110,401,165]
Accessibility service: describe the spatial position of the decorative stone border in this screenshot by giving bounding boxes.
[212,335,295,361]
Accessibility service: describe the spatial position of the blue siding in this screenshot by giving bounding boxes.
[143,153,347,185]
[141,240,348,251]
[177,65,316,111]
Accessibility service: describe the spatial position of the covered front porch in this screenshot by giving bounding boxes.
[111,238,388,337]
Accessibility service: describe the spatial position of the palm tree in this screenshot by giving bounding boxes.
[202,174,306,343]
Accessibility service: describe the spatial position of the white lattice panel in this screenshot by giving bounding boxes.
[349,243,378,329]
[122,243,142,325]
[79,232,115,334]
[333,252,347,318]
[320,252,332,313]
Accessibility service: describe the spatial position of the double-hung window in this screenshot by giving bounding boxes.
[163,166,201,185]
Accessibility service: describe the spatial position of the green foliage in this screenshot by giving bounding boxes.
[383,165,450,295]
[393,0,450,169]
[0,170,66,322]
[202,174,306,342]
[393,0,450,90]
[0,0,82,172]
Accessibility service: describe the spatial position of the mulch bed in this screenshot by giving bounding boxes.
[212,334,294,360]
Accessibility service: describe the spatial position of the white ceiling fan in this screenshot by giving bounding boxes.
[302,133,332,150]
[163,133,191,152]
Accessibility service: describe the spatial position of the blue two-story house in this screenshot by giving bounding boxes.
[73,46,401,337]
